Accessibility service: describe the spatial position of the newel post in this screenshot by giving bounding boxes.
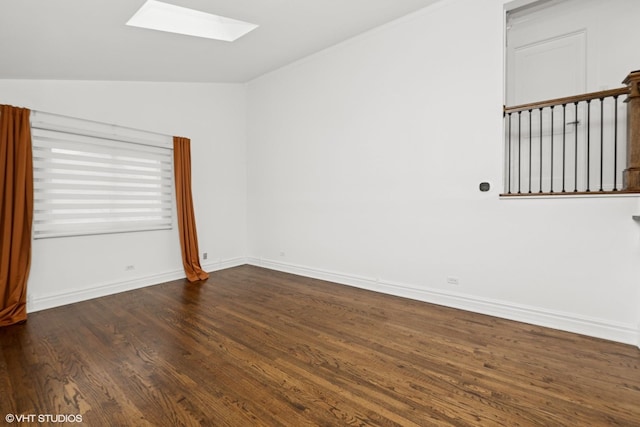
[623,70,640,191]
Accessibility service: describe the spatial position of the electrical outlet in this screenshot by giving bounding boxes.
[125,265,135,271]
[446,276,459,286]
[203,252,208,260]
[279,251,285,257]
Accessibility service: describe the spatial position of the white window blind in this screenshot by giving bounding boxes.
[31,112,174,239]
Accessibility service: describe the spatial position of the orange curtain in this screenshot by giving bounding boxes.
[173,137,209,282]
[0,105,33,326]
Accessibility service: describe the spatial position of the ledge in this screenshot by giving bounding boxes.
[500,190,640,199]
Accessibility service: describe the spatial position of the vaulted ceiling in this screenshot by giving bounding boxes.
[0,0,439,83]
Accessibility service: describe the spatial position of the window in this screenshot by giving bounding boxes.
[31,112,173,239]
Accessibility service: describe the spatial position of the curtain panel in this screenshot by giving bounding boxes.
[0,105,33,326]
[173,137,209,282]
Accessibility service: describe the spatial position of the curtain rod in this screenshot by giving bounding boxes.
[30,108,174,140]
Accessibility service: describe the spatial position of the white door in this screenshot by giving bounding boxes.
[507,30,586,106]
[505,0,588,193]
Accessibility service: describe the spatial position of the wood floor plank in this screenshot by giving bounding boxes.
[1,265,639,426]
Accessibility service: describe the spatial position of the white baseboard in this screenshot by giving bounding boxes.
[248,257,639,346]
[201,256,248,273]
[28,257,247,313]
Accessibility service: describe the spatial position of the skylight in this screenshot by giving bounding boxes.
[126,0,259,42]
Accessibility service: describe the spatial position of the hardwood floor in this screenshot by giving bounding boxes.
[1,265,639,426]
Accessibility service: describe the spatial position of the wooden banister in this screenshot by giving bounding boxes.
[504,87,630,115]
[502,69,640,195]
[623,70,640,191]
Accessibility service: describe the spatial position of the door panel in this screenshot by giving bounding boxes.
[506,12,588,193]
[509,30,586,106]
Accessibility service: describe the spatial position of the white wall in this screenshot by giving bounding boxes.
[0,80,247,310]
[246,0,640,344]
